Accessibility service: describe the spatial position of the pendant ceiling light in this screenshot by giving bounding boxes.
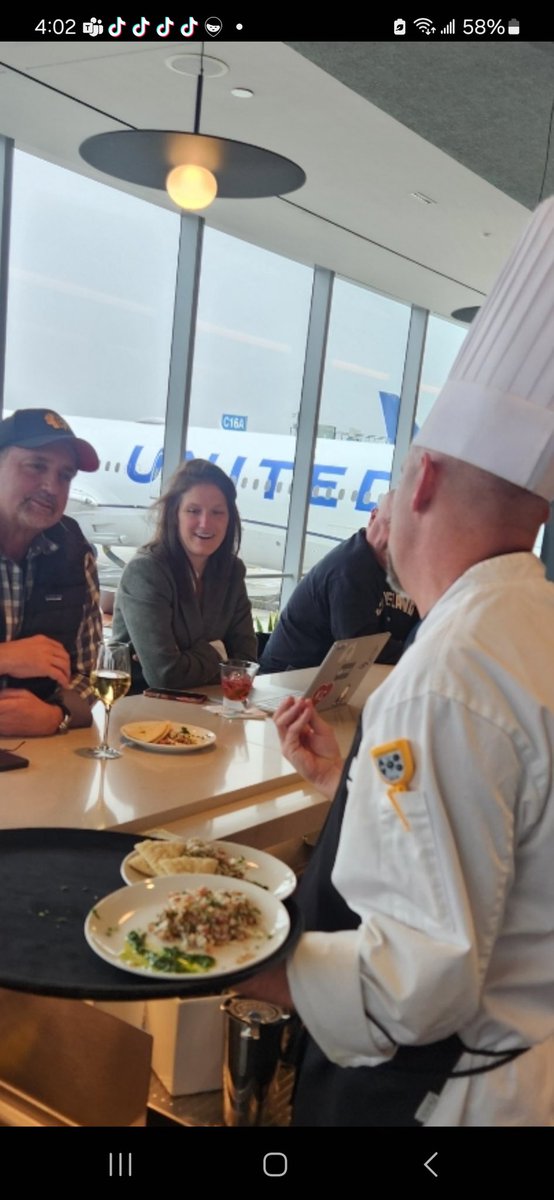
[79,47,305,212]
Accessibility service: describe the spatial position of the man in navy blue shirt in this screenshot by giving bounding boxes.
[260,492,418,672]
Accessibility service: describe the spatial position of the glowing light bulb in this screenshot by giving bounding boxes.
[166,164,218,211]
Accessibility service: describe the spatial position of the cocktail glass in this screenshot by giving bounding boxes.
[220,659,259,717]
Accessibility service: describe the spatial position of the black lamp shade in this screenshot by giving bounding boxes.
[80,130,306,199]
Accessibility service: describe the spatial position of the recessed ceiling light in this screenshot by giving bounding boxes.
[231,87,254,98]
[166,54,228,78]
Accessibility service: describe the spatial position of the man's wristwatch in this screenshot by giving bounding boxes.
[56,703,73,734]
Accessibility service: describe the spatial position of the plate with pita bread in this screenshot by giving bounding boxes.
[120,720,216,753]
[121,836,297,899]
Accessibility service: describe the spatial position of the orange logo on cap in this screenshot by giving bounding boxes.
[44,411,70,432]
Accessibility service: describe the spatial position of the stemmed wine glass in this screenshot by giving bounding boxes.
[85,641,131,759]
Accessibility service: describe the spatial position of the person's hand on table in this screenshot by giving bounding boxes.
[233,960,294,1011]
[273,697,343,800]
[0,635,71,689]
[0,689,63,736]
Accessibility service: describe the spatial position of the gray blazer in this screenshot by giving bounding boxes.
[112,544,257,688]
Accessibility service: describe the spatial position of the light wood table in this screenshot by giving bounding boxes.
[0,667,393,854]
[0,666,391,847]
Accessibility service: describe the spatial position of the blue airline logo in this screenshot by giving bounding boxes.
[126,446,164,484]
[125,391,399,511]
[126,446,389,513]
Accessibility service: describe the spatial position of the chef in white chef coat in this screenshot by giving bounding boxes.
[238,196,554,1128]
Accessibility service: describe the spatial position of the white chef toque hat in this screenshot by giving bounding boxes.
[414,196,554,500]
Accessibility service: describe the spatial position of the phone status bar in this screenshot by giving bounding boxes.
[21,16,539,42]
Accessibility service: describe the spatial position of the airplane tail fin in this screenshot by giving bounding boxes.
[379,391,419,444]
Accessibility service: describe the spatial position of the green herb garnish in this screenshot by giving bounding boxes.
[122,929,215,974]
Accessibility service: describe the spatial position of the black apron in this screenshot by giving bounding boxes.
[292,661,526,1126]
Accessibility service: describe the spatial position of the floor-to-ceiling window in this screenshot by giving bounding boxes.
[303,278,411,571]
[415,312,467,429]
[187,226,313,592]
[4,150,180,554]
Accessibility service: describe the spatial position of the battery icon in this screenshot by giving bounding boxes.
[508,19,520,35]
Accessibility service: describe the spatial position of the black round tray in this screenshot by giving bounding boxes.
[0,828,302,1000]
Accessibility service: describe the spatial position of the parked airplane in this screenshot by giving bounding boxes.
[1,398,400,571]
[61,413,396,572]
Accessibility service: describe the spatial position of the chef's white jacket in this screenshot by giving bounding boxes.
[288,554,554,1125]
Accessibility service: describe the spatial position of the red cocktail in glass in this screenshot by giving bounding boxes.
[220,659,259,716]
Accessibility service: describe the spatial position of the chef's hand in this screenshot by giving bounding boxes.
[233,961,294,1011]
[273,697,343,799]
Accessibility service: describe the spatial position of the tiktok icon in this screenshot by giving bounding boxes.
[132,17,151,37]
[180,17,199,37]
[108,18,126,37]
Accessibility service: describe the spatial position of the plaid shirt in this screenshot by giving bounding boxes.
[0,532,103,699]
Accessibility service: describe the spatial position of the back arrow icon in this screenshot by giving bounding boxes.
[424,1152,438,1177]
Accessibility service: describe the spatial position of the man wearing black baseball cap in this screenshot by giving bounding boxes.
[0,408,103,736]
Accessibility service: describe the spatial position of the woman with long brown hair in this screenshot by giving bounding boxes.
[112,458,257,689]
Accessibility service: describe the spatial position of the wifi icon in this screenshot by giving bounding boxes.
[414,17,436,34]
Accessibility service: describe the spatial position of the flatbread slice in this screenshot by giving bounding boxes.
[126,851,153,876]
[128,721,172,744]
[156,854,219,876]
[137,838,188,872]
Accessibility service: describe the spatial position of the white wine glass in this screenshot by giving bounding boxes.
[85,641,131,759]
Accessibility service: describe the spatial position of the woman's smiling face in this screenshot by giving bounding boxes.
[177,483,229,574]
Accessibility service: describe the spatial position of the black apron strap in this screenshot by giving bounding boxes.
[294,718,363,933]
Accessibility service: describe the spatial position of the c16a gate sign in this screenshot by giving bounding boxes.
[221,414,247,431]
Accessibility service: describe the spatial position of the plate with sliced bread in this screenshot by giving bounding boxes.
[120,720,216,753]
[121,836,296,899]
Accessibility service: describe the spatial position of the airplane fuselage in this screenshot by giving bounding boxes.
[60,416,394,571]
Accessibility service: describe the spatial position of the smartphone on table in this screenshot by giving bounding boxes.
[0,749,30,771]
[142,688,209,704]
